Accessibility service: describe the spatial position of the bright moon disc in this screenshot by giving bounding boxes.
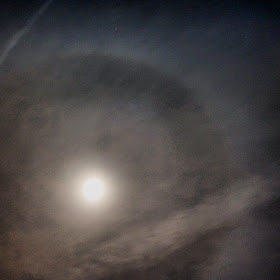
[82,178,105,201]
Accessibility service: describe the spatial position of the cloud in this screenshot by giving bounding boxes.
[0,4,279,279]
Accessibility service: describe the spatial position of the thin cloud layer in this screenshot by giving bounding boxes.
[0,2,279,280]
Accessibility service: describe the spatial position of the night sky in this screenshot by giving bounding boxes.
[0,1,279,279]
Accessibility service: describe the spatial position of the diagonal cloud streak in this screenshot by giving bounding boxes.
[0,0,54,66]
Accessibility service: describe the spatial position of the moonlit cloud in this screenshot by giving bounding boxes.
[0,1,279,280]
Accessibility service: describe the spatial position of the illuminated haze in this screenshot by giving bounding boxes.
[0,1,279,280]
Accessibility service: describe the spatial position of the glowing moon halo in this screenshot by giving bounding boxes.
[82,178,105,202]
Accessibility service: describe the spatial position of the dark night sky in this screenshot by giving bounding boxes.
[0,1,279,280]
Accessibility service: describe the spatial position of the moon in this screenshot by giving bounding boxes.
[82,178,105,202]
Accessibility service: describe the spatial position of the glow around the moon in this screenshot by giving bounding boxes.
[82,178,105,201]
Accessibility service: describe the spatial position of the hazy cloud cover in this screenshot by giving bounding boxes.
[0,1,279,279]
